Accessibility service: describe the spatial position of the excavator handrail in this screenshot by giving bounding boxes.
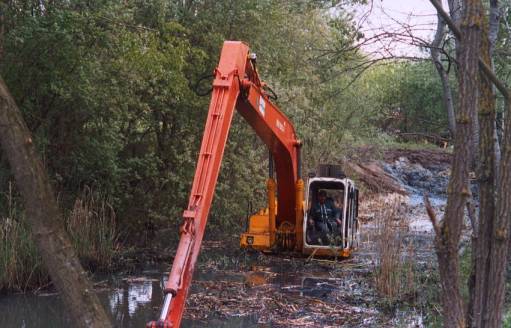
[147,41,301,328]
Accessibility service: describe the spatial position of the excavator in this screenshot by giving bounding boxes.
[147,41,359,328]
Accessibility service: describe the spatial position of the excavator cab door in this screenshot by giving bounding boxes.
[304,177,344,247]
[342,182,359,250]
[303,177,359,255]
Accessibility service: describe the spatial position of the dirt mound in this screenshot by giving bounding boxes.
[383,157,450,196]
[345,161,407,195]
[383,148,451,170]
[344,147,451,196]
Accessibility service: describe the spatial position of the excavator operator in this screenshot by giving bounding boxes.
[308,190,342,245]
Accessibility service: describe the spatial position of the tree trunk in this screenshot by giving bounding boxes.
[488,0,501,55]
[471,16,496,328]
[485,99,511,328]
[0,6,4,62]
[448,0,463,26]
[430,1,511,327]
[489,0,502,174]
[449,0,479,168]
[432,0,482,327]
[431,3,456,137]
[448,0,463,72]
[0,77,112,328]
[480,7,510,325]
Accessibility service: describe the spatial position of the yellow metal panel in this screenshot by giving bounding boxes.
[248,213,270,233]
[302,246,351,258]
[240,232,271,250]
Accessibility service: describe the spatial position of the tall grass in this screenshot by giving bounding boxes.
[372,194,416,302]
[66,186,118,270]
[0,183,119,292]
[0,182,50,291]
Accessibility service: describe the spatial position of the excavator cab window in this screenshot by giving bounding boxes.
[342,184,359,249]
[304,178,359,250]
[305,180,345,246]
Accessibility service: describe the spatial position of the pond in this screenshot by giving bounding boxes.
[0,249,381,328]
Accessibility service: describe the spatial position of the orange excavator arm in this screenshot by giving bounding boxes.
[147,41,302,328]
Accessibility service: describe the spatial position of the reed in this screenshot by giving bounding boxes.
[0,183,119,291]
[66,186,118,270]
[372,194,416,301]
[0,182,50,291]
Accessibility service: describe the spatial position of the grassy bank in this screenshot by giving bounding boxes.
[0,185,118,292]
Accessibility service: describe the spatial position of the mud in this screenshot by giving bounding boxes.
[383,157,450,196]
[190,244,396,325]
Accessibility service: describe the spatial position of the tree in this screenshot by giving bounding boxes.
[430,1,481,326]
[430,1,456,137]
[427,0,511,327]
[0,77,112,327]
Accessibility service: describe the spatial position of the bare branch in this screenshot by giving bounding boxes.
[431,0,462,39]
[429,0,510,100]
[431,1,456,136]
[424,193,442,236]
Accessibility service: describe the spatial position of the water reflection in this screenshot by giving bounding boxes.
[0,255,382,327]
[107,275,164,327]
[110,278,154,317]
[0,270,260,328]
[0,293,68,328]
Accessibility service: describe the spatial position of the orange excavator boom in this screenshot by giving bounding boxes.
[147,41,302,328]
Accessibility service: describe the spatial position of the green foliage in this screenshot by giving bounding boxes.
[362,61,452,136]
[0,0,450,243]
[2,1,207,231]
[504,309,511,328]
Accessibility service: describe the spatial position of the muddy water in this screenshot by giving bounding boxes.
[0,239,428,327]
[0,265,260,328]
[0,250,383,328]
[1,219,432,327]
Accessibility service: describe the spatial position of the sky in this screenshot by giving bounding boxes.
[351,0,447,58]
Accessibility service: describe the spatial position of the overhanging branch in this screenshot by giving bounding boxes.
[429,0,510,100]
